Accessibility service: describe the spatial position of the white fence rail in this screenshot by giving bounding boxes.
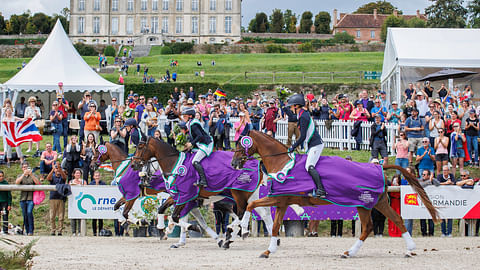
[157,117,398,153]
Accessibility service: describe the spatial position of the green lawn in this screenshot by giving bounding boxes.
[0,51,383,85]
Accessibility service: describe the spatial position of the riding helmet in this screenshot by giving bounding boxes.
[181,107,196,116]
[287,94,306,107]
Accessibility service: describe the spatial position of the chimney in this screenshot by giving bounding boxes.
[416,9,421,18]
[333,9,338,26]
[393,9,398,17]
[373,9,377,20]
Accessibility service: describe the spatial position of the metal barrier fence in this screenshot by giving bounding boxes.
[244,71,365,83]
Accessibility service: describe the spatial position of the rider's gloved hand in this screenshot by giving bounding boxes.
[288,147,294,153]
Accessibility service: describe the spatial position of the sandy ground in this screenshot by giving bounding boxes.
[4,235,480,270]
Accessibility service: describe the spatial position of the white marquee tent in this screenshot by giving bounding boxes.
[1,20,124,110]
[381,28,480,103]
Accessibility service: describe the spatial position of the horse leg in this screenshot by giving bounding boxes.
[373,193,415,257]
[223,210,241,249]
[157,197,175,240]
[260,205,287,258]
[114,197,126,211]
[342,207,373,258]
[170,216,189,249]
[190,207,224,248]
[122,199,136,224]
[240,197,278,239]
[248,186,273,236]
[225,191,248,243]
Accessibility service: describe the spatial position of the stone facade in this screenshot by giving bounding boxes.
[69,0,241,45]
[192,43,385,54]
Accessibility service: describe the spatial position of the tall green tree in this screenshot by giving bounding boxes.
[468,0,480,28]
[284,9,297,33]
[380,15,407,42]
[249,12,269,33]
[299,11,313,33]
[354,1,402,14]
[31,13,50,34]
[314,11,331,34]
[25,22,38,34]
[9,13,30,34]
[425,0,467,28]
[0,14,5,34]
[407,17,427,28]
[270,9,285,33]
[248,18,256,32]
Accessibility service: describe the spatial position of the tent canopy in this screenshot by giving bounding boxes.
[2,20,123,104]
[381,28,480,103]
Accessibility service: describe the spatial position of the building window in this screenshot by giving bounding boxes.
[163,0,169,10]
[370,30,375,38]
[225,0,232,11]
[210,0,216,11]
[127,0,134,11]
[225,16,232,34]
[141,17,147,33]
[191,0,199,11]
[111,17,119,34]
[209,17,216,33]
[112,0,119,11]
[176,17,183,33]
[127,17,134,34]
[192,16,198,33]
[153,0,159,10]
[78,17,85,34]
[93,17,100,34]
[176,0,183,11]
[152,17,159,33]
[78,0,85,11]
[162,17,169,33]
[94,0,100,11]
[141,0,147,10]
[356,30,361,38]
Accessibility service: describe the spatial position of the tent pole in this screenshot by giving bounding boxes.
[396,67,401,105]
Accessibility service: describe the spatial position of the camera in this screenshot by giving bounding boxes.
[361,113,366,116]
[424,81,430,85]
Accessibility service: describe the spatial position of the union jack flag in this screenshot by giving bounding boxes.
[2,118,43,147]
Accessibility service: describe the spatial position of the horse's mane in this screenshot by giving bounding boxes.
[151,137,179,155]
[106,142,128,157]
[250,130,288,150]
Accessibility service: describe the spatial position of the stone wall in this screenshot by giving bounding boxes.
[241,33,333,40]
[0,45,42,58]
[192,43,384,54]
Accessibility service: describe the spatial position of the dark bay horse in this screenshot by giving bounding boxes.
[131,136,274,248]
[231,130,439,258]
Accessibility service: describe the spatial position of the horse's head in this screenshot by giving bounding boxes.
[231,133,256,170]
[132,136,153,171]
[90,142,109,171]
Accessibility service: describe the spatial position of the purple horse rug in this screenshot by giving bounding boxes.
[267,155,385,209]
[118,166,164,201]
[166,151,260,205]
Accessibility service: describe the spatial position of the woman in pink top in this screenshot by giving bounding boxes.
[234,112,248,141]
[434,128,449,175]
[195,95,211,123]
[393,131,409,173]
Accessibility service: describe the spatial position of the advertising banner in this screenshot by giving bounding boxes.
[68,186,170,219]
[401,186,480,219]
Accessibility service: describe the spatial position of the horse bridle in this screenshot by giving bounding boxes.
[235,131,292,161]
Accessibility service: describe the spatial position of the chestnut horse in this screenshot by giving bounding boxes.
[131,136,274,249]
[231,130,439,258]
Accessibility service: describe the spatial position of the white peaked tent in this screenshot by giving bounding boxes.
[381,28,480,103]
[2,20,124,106]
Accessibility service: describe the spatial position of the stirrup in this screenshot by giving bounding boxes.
[313,189,327,199]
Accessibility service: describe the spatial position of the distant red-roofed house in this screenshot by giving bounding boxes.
[332,9,427,42]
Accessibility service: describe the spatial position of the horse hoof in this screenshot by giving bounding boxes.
[259,253,269,259]
[158,230,166,240]
[218,240,223,248]
[341,251,350,258]
[170,244,179,249]
[222,240,232,250]
[242,232,249,240]
[277,239,281,246]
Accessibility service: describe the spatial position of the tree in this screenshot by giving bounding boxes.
[354,1,402,14]
[407,17,427,28]
[25,22,38,34]
[380,15,407,42]
[284,9,297,33]
[9,13,30,34]
[425,0,467,28]
[270,9,284,33]
[314,11,331,34]
[468,0,480,28]
[247,18,256,32]
[299,11,313,33]
[248,12,269,33]
[31,13,50,34]
[0,14,5,34]
[4,21,13,35]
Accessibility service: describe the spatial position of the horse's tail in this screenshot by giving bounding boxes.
[383,164,440,223]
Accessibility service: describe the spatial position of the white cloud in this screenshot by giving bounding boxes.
[2,0,69,18]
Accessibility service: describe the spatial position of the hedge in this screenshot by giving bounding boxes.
[104,46,116,57]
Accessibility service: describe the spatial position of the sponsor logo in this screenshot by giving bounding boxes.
[75,192,117,214]
[358,191,374,204]
[236,172,252,183]
[404,193,419,206]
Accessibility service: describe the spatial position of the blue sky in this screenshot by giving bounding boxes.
[2,0,431,27]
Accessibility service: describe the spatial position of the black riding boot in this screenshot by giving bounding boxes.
[308,166,327,198]
[193,161,208,187]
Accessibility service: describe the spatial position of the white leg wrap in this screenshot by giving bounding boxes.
[348,239,364,257]
[179,231,186,245]
[227,213,240,230]
[241,211,251,233]
[268,237,279,253]
[229,222,241,241]
[290,204,304,216]
[191,207,219,240]
[256,207,273,236]
[402,232,416,251]
[157,214,165,229]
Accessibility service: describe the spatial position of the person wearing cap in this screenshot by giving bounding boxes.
[181,107,213,187]
[124,118,140,150]
[414,92,428,117]
[134,95,146,123]
[50,100,64,152]
[387,101,401,124]
[287,94,326,198]
[56,94,70,150]
[25,96,42,156]
[370,115,388,165]
[264,99,280,137]
[465,109,479,167]
[379,91,390,111]
[83,101,101,144]
[77,92,96,142]
[228,99,238,118]
[405,108,425,164]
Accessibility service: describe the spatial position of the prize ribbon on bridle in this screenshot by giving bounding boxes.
[98,145,107,155]
[240,136,253,156]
